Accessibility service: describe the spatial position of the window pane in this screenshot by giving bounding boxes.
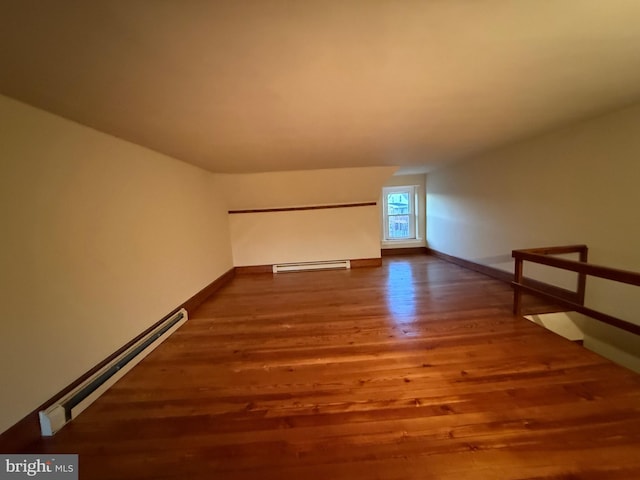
[388,215,409,239]
[387,192,409,215]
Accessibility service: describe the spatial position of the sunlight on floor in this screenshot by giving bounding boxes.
[385,260,416,322]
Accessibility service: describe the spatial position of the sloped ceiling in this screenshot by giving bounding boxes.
[2,1,640,173]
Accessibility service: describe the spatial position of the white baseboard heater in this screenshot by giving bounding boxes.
[272,259,351,273]
[38,308,188,436]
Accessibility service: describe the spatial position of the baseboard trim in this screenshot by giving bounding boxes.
[181,268,235,314]
[235,265,274,274]
[381,247,429,256]
[427,248,512,283]
[351,257,383,268]
[0,267,235,452]
[427,248,580,303]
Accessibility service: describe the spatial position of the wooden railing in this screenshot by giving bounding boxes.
[512,245,640,336]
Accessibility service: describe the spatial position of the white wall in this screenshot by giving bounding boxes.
[426,102,640,371]
[0,95,234,433]
[222,167,396,266]
[381,173,427,249]
[230,206,381,266]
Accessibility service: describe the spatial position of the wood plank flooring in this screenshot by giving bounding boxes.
[23,255,640,479]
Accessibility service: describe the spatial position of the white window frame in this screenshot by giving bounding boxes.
[382,185,417,241]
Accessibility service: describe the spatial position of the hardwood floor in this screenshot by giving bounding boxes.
[23,256,640,479]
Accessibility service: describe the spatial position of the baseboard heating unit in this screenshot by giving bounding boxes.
[272,259,351,273]
[38,308,188,436]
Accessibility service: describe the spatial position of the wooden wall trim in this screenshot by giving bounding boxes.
[0,267,236,453]
[235,265,273,274]
[350,257,382,268]
[427,248,580,303]
[381,247,429,256]
[181,267,235,313]
[228,202,377,214]
[427,248,512,283]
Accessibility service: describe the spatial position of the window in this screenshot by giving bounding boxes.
[382,186,416,241]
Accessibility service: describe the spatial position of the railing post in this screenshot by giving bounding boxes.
[577,246,588,305]
[513,256,523,316]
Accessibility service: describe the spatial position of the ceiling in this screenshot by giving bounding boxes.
[2,1,640,174]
